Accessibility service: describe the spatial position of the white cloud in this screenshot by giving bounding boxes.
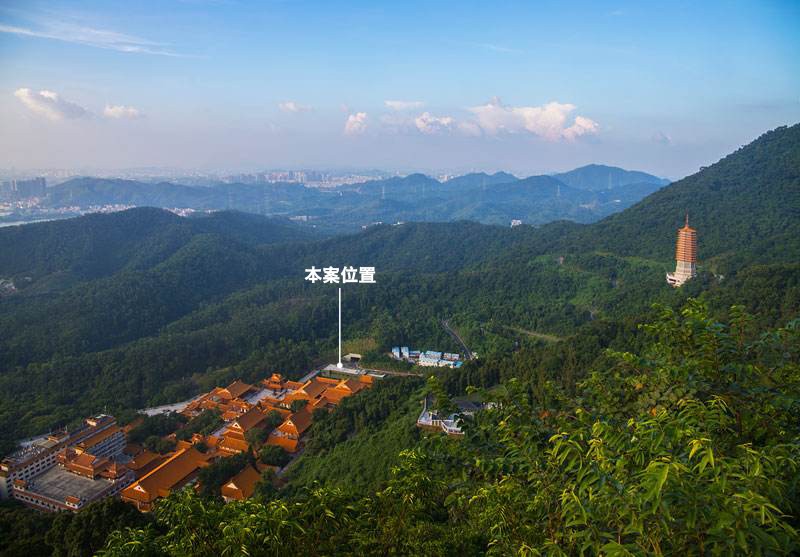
[564,115,599,140]
[384,100,425,111]
[103,104,143,119]
[14,88,90,121]
[278,101,312,113]
[0,21,184,57]
[414,112,455,135]
[468,97,599,141]
[344,112,368,135]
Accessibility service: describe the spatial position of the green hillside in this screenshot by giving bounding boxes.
[0,124,798,557]
[1,125,798,455]
[0,208,315,289]
[553,163,668,190]
[533,124,800,269]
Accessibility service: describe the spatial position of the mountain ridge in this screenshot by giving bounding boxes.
[37,164,670,231]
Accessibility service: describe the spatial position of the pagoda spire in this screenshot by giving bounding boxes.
[667,211,698,287]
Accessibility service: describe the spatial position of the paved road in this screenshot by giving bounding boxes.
[442,319,474,360]
[501,325,563,343]
[141,394,204,416]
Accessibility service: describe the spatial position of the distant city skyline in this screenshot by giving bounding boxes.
[1,0,798,179]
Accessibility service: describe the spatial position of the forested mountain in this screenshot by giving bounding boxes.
[0,124,798,556]
[0,209,315,289]
[528,124,800,270]
[440,171,518,189]
[553,163,669,190]
[38,163,668,232]
[0,124,797,454]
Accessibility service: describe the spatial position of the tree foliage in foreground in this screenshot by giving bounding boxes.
[99,302,800,556]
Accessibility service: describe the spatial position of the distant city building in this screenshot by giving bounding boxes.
[666,214,698,287]
[0,177,46,200]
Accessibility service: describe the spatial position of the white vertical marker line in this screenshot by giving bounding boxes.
[337,287,343,368]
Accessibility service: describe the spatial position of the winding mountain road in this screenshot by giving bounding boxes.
[442,319,474,360]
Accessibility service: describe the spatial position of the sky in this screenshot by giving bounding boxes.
[0,0,798,179]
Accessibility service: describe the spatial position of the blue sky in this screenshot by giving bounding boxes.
[0,0,798,178]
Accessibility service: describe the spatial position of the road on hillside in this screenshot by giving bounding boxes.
[442,319,474,360]
[501,325,563,343]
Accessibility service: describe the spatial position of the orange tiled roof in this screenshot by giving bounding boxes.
[231,407,268,432]
[121,447,209,504]
[218,436,250,454]
[222,410,242,422]
[262,406,291,420]
[298,379,328,399]
[127,450,163,471]
[309,397,330,409]
[320,389,349,404]
[278,408,312,438]
[221,380,254,400]
[71,452,103,468]
[221,464,262,501]
[339,378,367,393]
[199,400,220,411]
[99,461,129,480]
[266,434,299,452]
[259,395,284,407]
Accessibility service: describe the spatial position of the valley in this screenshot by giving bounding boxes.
[0,124,798,556]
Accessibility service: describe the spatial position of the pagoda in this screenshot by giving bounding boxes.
[666,213,697,287]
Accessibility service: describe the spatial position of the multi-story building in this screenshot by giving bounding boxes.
[666,214,698,287]
[0,415,121,500]
[0,177,46,200]
[73,420,126,459]
[417,350,463,368]
[12,453,134,512]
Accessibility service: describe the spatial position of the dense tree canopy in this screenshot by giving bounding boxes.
[94,304,800,555]
[1,124,798,556]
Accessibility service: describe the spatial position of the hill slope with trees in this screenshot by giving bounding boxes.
[529,124,800,271]
[0,124,798,556]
